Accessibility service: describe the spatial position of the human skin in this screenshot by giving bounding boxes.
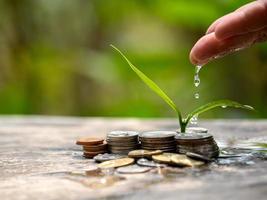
[190,0,267,66]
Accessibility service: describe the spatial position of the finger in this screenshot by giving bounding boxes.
[254,26,267,43]
[206,13,232,34]
[190,31,258,65]
[206,1,260,35]
[215,0,267,40]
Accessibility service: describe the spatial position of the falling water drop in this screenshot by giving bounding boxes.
[191,65,202,126]
[194,75,200,87]
[195,65,202,74]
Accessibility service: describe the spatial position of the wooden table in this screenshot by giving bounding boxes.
[1,116,267,200]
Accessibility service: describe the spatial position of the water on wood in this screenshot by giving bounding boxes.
[1,118,267,200]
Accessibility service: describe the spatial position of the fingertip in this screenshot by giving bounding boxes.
[206,28,214,35]
[189,51,199,65]
[189,46,209,66]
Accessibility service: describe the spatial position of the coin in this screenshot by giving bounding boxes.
[83,151,106,159]
[137,158,167,167]
[139,131,176,139]
[76,137,104,146]
[106,141,138,146]
[140,131,176,152]
[142,147,176,152]
[175,132,212,140]
[186,127,208,133]
[185,152,213,162]
[93,153,127,163]
[98,158,135,169]
[218,154,243,158]
[152,153,177,164]
[171,154,204,167]
[107,131,139,138]
[142,144,176,150]
[107,130,139,154]
[116,164,151,174]
[108,145,139,150]
[175,132,219,158]
[128,150,162,158]
[83,143,107,152]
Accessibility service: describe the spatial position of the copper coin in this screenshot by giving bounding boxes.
[83,151,107,159]
[76,137,104,146]
[83,143,107,151]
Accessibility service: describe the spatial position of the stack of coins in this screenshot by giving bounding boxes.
[76,137,108,158]
[139,131,176,152]
[106,131,139,154]
[175,132,219,158]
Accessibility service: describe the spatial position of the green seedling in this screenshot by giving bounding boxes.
[111,45,254,133]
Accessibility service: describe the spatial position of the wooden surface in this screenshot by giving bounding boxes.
[1,116,267,200]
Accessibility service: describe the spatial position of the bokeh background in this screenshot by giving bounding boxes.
[0,0,266,119]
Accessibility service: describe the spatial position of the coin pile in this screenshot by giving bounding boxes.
[76,137,107,158]
[139,131,176,152]
[106,131,139,154]
[175,132,219,158]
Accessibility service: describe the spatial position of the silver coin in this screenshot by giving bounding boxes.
[109,150,134,154]
[140,137,175,142]
[108,145,139,149]
[107,138,138,143]
[93,153,126,162]
[108,143,139,147]
[139,131,176,139]
[186,152,213,162]
[107,131,139,138]
[141,140,176,145]
[143,144,176,148]
[186,127,208,133]
[116,164,151,174]
[142,145,176,150]
[177,145,218,152]
[137,158,167,168]
[218,154,243,158]
[142,146,176,150]
[175,132,212,140]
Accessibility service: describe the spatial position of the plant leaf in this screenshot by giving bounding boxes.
[111,44,183,124]
[185,99,254,126]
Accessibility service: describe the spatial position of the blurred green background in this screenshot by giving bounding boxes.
[0,0,266,119]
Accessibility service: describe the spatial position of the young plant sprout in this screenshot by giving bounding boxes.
[111,45,254,133]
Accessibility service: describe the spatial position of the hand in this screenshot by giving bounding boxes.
[190,0,267,65]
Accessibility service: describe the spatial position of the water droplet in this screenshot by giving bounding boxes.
[194,75,200,87]
[194,93,199,99]
[190,115,198,125]
[195,65,202,74]
[221,105,227,108]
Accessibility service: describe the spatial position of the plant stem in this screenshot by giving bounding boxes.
[180,123,186,133]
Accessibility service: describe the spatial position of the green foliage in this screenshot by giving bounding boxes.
[110,45,182,126]
[0,0,265,117]
[112,45,255,132]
